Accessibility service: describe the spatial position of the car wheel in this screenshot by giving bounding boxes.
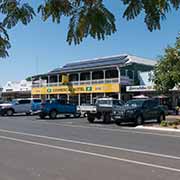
[74,113,81,118]
[103,113,111,124]
[115,120,121,126]
[65,114,70,118]
[6,109,14,116]
[26,112,31,116]
[39,114,46,119]
[87,115,95,123]
[157,113,165,123]
[136,115,143,126]
[83,113,87,117]
[49,110,57,119]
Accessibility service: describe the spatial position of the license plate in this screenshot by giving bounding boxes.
[115,115,122,119]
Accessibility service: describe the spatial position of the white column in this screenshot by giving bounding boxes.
[48,75,50,86]
[132,71,135,80]
[57,74,60,85]
[39,77,41,88]
[90,71,92,85]
[125,69,128,77]
[90,93,93,105]
[67,94,70,103]
[103,70,106,83]
[78,94,81,105]
[78,73,81,85]
[116,66,121,100]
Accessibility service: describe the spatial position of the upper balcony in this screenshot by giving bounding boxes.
[32,76,133,88]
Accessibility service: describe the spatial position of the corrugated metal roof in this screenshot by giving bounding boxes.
[32,54,156,78]
[127,55,156,66]
[50,55,128,74]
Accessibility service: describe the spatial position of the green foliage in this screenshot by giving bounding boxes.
[161,120,180,128]
[153,36,180,93]
[26,77,32,81]
[0,24,10,58]
[160,120,168,127]
[0,0,180,57]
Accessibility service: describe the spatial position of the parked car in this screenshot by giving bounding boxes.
[39,99,81,119]
[87,97,124,123]
[0,99,41,116]
[112,98,166,126]
[30,99,42,114]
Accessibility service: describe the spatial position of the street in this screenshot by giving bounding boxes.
[0,115,180,180]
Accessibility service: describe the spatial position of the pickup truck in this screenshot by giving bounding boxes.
[112,98,166,126]
[39,99,81,119]
[87,97,124,124]
[77,104,96,117]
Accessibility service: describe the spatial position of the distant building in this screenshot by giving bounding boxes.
[2,80,32,100]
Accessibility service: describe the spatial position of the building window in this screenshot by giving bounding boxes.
[120,69,126,76]
[50,76,58,83]
[69,74,78,81]
[80,72,90,81]
[92,71,103,80]
[127,70,133,79]
[105,69,118,79]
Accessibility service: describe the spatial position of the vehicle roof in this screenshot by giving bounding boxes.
[128,98,156,101]
[97,98,119,101]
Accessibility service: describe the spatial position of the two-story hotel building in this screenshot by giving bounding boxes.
[31,54,156,105]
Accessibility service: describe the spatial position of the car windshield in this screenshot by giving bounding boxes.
[33,99,41,103]
[125,100,145,107]
[96,100,112,105]
[11,100,17,104]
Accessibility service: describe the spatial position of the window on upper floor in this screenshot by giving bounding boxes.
[120,69,126,76]
[127,70,133,79]
[69,74,78,81]
[105,69,118,79]
[80,72,90,81]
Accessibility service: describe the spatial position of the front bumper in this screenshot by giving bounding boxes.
[112,113,136,122]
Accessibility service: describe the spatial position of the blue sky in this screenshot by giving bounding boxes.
[0,1,180,86]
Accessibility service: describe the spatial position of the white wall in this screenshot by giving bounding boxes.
[2,80,32,93]
[138,71,153,86]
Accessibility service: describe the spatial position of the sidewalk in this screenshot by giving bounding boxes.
[136,115,180,132]
[166,115,180,121]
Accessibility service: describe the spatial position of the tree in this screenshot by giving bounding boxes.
[1,0,180,57]
[153,36,180,93]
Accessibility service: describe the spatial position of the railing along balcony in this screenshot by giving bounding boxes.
[32,77,133,88]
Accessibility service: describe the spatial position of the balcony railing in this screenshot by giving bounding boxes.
[32,77,133,88]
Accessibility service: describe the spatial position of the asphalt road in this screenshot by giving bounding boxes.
[0,115,180,180]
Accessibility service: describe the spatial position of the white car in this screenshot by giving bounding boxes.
[0,99,41,116]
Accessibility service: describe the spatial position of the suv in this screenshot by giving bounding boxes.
[112,98,166,125]
[87,98,124,123]
[0,99,41,116]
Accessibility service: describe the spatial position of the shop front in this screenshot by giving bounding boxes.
[32,83,120,105]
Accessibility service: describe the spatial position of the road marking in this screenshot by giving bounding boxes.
[0,128,180,160]
[37,121,180,138]
[0,135,180,173]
